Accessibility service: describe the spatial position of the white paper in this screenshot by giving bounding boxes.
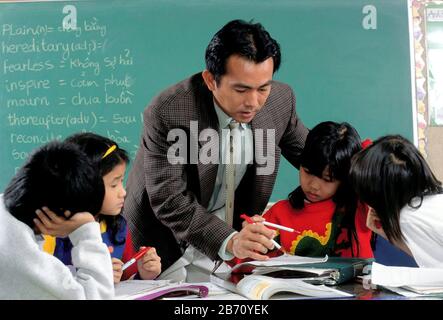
[253,266,330,276]
[371,262,443,287]
[383,286,424,297]
[231,254,328,272]
[114,279,171,299]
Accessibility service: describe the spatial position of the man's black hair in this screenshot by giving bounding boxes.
[205,19,281,83]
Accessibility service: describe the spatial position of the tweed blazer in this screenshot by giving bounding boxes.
[123,73,308,271]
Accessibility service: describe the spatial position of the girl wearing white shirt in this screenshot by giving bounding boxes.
[349,135,443,267]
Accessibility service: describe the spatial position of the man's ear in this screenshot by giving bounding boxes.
[202,70,217,91]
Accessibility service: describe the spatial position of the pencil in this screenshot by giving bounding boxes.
[262,221,300,233]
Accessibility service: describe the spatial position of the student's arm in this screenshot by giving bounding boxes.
[68,221,115,298]
[33,210,114,299]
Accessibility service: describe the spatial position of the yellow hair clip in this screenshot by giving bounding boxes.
[102,145,117,159]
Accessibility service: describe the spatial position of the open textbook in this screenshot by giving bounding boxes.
[211,274,353,300]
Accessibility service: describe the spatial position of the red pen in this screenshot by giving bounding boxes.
[240,213,255,224]
[121,247,151,271]
[240,214,283,251]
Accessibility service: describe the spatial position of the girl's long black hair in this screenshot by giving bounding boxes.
[65,132,130,245]
[350,135,442,243]
[289,121,362,256]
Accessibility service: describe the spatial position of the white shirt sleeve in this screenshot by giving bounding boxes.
[218,231,237,261]
[400,201,443,268]
[66,221,115,299]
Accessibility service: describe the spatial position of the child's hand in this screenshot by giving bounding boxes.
[112,258,124,284]
[33,207,95,237]
[241,214,265,228]
[366,207,387,239]
[137,247,161,280]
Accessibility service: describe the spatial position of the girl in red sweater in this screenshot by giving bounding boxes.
[250,121,373,258]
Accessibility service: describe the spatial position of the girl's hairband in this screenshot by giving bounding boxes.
[102,145,117,159]
[361,139,373,149]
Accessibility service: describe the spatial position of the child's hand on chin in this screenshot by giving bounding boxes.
[33,207,95,237]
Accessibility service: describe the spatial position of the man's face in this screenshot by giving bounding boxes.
[203,55,274,123]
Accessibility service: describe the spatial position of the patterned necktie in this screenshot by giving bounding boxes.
[225,120,239,227]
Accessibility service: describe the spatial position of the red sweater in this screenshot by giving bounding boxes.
[263,199,373,258]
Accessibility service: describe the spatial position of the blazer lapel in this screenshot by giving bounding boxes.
[195,81,219,208]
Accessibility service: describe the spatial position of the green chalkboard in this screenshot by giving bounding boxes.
[0,0,413,200]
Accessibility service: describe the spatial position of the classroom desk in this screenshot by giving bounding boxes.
[204,281,442,300]
[116,278,442,300]
[160,277,443,301]
[119,264,442,300]
[210,270,443,300]
[157,265,443,300]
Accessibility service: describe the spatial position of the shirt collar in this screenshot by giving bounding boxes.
[213,101,248,129]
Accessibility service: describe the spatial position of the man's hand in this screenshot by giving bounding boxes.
[137,247,162,280]
[241,214,265,228]
[228,223,276,260]
[33,207,95,237]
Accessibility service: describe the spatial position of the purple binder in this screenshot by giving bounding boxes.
[135,284,209,300]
